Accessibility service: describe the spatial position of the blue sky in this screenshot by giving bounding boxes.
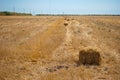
[0,0,120,15]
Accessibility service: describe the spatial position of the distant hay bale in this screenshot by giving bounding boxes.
[79,49,101,65]
[64,22,68,26]
[64,18,70,21]
[66,19,70,21]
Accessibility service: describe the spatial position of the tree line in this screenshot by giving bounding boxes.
[0,11,32,16]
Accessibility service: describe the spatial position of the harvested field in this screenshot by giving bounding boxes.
[0,16,120,80]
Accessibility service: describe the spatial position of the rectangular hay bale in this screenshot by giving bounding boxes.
[79,49,101,65]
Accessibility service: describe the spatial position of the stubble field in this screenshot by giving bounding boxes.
[0,16,120,80]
